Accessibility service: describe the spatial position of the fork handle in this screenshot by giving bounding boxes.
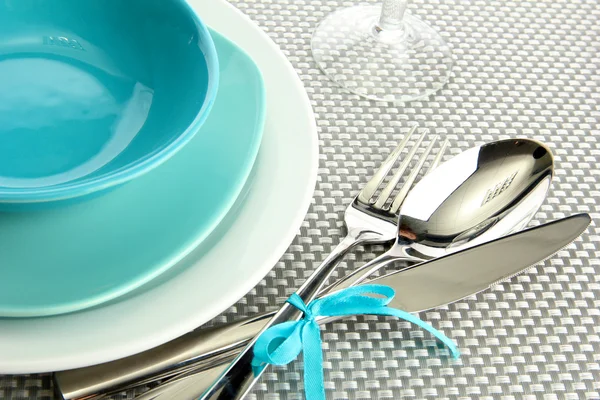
[132,251,403,400]
[325,243,424,294]
[194,228,383,400]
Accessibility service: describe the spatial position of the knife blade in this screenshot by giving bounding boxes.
[126,213,591,400]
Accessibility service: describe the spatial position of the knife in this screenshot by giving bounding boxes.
[131,213,591,400]
[55,213,591,400]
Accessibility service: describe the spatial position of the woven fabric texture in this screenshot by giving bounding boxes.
[1,0,598,399]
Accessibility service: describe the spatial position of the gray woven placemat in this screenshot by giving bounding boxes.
[1,0,599,399]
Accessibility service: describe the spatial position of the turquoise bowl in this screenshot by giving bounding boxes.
[0,0,219,210]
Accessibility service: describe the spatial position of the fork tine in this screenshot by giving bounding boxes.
[426,139,449,174]
[372,130,427,209]
[389,136,439,213]
[357,125,417,203]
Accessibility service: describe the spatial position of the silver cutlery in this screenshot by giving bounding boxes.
[196,138,555,400]
[325,137,554,293]
[55,137,554,400]
[134,213,592,400]
[55,126,447,400]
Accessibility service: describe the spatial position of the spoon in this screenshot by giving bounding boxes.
[199,137,554,400]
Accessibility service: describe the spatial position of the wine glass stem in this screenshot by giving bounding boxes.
[378,0,408,31]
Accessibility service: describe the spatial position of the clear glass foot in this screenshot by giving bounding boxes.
[311,4,454,103]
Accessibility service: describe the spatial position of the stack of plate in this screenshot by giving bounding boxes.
[0,0,318,374]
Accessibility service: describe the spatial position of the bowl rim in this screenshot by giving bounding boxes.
[0,0,220,203]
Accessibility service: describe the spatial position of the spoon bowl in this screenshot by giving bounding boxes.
[329,137,554,291]
[398,138,554,260]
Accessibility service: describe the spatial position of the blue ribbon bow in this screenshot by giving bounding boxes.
[251,284,460,400]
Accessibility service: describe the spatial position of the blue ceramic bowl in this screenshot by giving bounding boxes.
[0,0,218,209]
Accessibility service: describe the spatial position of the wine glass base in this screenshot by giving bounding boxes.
[311,5,454,103]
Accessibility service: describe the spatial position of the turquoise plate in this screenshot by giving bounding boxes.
[0,29,265,317]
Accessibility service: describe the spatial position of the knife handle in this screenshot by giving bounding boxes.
[134,364,230,400]
[55,246,402,399]
[132,256,406,399]
[54,249,402,400]
[54,312,271,400]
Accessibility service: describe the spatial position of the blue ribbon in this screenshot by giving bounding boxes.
[251,284,460,400]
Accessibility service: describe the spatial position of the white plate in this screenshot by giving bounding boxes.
[0,0,318,374]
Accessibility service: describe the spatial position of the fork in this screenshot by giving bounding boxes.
[196,127,448,399]
[55,126,447,400]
